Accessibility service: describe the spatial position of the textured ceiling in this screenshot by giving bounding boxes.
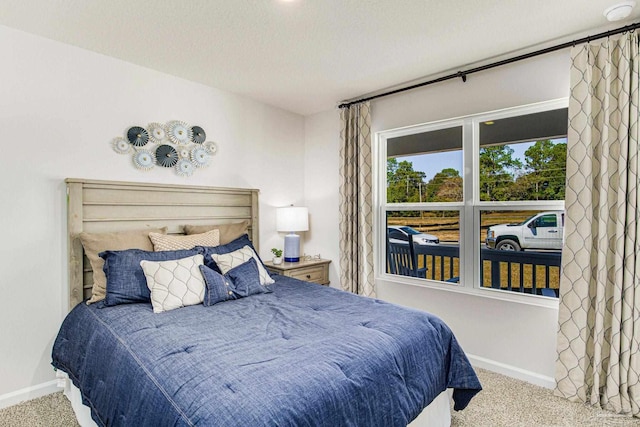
[1,0,638,115]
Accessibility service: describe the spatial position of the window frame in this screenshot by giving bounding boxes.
[374,98,568,307]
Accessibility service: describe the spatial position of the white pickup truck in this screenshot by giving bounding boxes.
[485,211,564,251]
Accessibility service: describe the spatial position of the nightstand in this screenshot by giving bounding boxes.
[264,258,331,286]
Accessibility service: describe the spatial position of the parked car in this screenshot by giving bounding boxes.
[387,225,439,245]
[485,211,564,251]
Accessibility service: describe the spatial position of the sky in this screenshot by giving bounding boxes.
[397,138,566,181]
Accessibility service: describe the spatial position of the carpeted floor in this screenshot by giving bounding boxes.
[0,390,78,427]
[1,368,639,426]
[451,369,640,427]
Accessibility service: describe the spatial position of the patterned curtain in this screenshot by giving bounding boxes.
[556,32,640,417]
[339,102,375,297]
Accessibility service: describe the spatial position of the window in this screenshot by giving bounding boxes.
[385,123,463,285]
[387,125,463,204]
[377,99,567,299]
[386,210,460,283]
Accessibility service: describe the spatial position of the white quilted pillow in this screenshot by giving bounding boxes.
[211,245,275,285]
[149,229,220,251]
[140,254,206,313]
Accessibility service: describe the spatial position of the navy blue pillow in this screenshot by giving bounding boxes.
[199,265,237,306]
[100,248,201,307]
[225,258,272,298]
[197,234,266,273]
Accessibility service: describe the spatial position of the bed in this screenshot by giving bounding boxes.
[52,178,481,427]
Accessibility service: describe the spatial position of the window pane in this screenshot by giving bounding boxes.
[379,100,567,301]
[481,210,562,297]
[387,126,463,203]
[478,108,567,202]
[386,210,460,284]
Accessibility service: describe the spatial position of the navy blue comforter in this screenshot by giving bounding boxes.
[52,276,481,426]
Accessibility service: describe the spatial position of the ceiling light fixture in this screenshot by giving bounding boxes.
[604,1,636,21]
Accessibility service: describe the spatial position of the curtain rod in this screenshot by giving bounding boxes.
[338,21,640,109]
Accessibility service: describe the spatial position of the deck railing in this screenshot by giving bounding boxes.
[390,244,562,297]
[413,244,460,283]
[480,248,561,296]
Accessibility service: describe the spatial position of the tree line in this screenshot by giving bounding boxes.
[387,139,566,208]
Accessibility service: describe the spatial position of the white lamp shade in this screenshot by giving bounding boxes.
[276,206,309,232]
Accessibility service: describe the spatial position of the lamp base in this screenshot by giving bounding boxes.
[284,233,300,262]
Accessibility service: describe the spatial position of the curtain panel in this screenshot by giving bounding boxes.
[339,102,375,297]
[556,32,640,416]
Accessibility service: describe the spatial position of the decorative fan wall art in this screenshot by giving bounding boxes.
[179,148,190,159]
[203,141,218,154]
[168,121,191,145]
[190,147,210,168]
[134,150,155,170]
[110,120,218,177]
[127,127,149,147]
[191,126,206,143]
[176,159,195,177]
[112,137,131,154]
[155,145,179,168]
[148,123,167,143]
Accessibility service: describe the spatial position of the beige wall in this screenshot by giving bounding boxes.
[303,111,341,285]
[305,50,571,386]
[0,22,573,404]
[374,50,570,385]
[0,24,305,403]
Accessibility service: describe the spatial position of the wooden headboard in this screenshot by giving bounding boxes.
[66,178,259,309]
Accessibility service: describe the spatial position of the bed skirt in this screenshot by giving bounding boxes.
[57,371,96,427]
[57,370,451,427]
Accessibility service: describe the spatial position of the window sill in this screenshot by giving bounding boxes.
[376,273,560,310]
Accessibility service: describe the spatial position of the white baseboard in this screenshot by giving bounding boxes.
[467,353,556,389]
[0,380,60,410]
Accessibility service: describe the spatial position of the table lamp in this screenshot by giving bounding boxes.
[276,206,309,262]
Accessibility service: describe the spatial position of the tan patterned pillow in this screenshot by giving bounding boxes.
[210,245,275,285]
[79,227,167,305]
[141,254,206,313]
[149,229,220,251]
[183,220,249,244]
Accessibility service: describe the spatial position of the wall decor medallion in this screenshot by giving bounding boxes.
[112,137,131,154]
[176,159,195,177]
[148,123,167,143]
[203,141,218,154]
[167,121,191,145]
[133,150,155,170]
[127,126,149,147]
[190,146,211,168]
[191,126,206,143]
[178,147,190,159]
[110,121,218,176]
[155,144,179,168]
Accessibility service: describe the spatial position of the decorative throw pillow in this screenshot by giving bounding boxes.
[199,265,237,306]
[149,230,220,251]
[183,220,249,245]
[79,227,167,305]
[225,258,272,298]
[210,245,275,285]
[100,248,201,307]
[141,254,206,313]
[198,234,268,273]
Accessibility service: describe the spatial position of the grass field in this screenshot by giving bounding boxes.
[388,212,560,293]
[387,211,540,243]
